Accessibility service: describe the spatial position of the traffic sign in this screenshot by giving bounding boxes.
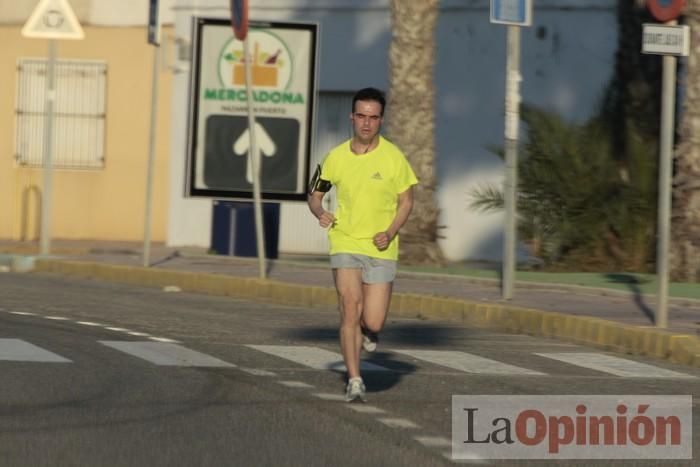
[230,0,249,41]
[490,0,532,27]
[204,116,298,192]
[186,19,318,202]
[647,0,686,22]
[642,23,690,56]
[22,0,84,40]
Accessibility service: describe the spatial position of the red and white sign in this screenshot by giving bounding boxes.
[647,0,686,22]
[452,395,692,460]
[22,0,84,40]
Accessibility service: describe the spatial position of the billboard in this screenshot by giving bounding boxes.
[186,18,318,201]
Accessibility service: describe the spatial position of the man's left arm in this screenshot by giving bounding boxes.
[373,186,414,251]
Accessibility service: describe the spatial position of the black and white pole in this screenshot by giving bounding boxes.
[642,0,690,328]
[502,25,521,300]
[656,41,676,329]
[490,0,531,300]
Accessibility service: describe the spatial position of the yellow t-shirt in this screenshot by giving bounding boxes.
[321,136,418,260]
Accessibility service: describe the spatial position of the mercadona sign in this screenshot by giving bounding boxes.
[186,18,318,202]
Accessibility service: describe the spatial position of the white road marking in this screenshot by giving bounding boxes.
[240,368,277,377]
[394,349,544,376]
[247,345,391,372]
[278,380,314,388]
[536,352,696,378]
[313,393,346,401]
[127,332,150,337]
[106,327,130,332]
[44,316,69,320]
[77,321,104,326]
[10,311,36,316]
[148,337,180,344]
[414,436,451,448]
[99,341,235,367]
[0,339,71,363]
[377,418,419,429]
[347,405,386,414]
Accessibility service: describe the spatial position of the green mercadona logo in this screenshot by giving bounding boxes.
[205,29,304,105]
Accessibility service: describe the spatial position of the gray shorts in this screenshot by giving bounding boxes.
[330,254,397,284]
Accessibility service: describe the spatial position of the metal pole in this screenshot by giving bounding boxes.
[656,49,677,329]
[40,40,57,256]
[502,25,521,300]
[243,36,267,279]
[142,44,160,268]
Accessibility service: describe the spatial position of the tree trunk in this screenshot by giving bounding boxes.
[387,0,446,266]
[604,0,661,147]
[671,6,700,281]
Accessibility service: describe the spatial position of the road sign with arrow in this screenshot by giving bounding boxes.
[186,18,318,202]
[203,115,299,192]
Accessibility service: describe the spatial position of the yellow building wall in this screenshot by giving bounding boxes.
[0,25,173,242]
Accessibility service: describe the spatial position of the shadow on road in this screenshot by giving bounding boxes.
[282,322,472,392]
[605,273,655,324]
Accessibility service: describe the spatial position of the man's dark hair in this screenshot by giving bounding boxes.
[352,87,386,116]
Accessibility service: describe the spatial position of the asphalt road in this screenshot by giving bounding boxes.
[1,272,699,466]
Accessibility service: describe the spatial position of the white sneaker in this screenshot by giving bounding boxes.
[361,327,378,353]
[345,378,366,402]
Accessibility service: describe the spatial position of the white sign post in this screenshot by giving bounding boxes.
[142,0,161,267]
[22,0,84,257]
[491,0,532,300]
[642,21,690,328]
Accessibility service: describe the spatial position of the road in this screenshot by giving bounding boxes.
[1,272,698,466]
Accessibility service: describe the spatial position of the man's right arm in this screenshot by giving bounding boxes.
[307,191,335,228]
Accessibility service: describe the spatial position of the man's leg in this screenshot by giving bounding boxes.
[333,268,364,380]
[360,281,393,335]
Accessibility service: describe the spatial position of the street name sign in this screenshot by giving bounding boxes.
[22,0,84,40]
[490,0,532,27]
[186,18,318,201]
[642,23,690,56]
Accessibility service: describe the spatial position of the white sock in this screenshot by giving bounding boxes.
[349,376,363,384]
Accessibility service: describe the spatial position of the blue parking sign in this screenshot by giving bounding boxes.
[490,0,532,26]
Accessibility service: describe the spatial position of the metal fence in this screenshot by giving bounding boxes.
[14,58,107,169]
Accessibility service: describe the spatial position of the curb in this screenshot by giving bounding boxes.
[32,258,700,369]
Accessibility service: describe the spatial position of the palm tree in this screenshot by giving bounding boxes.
[386,0,446,266]
[671,6,700,281]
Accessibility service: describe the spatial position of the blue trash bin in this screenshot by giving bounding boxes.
[211,201,280,259]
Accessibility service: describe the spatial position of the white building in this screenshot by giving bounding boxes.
[167,0,617,261]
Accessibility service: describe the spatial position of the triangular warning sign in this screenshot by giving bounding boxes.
[21,0,84,40]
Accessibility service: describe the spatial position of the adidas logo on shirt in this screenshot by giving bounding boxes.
[371,172,383,180]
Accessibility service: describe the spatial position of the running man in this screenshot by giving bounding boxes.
[307,87,417,402]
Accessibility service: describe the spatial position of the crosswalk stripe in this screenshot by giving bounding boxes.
[414,436,451,448]
[0,338,71,363]
[393,349,544,376]
[535,352,696,378]
[99,341,235,367]
[378,418,419,429]
[247,345,391,372]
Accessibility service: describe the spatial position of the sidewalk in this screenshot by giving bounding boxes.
[2,239,700,367]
